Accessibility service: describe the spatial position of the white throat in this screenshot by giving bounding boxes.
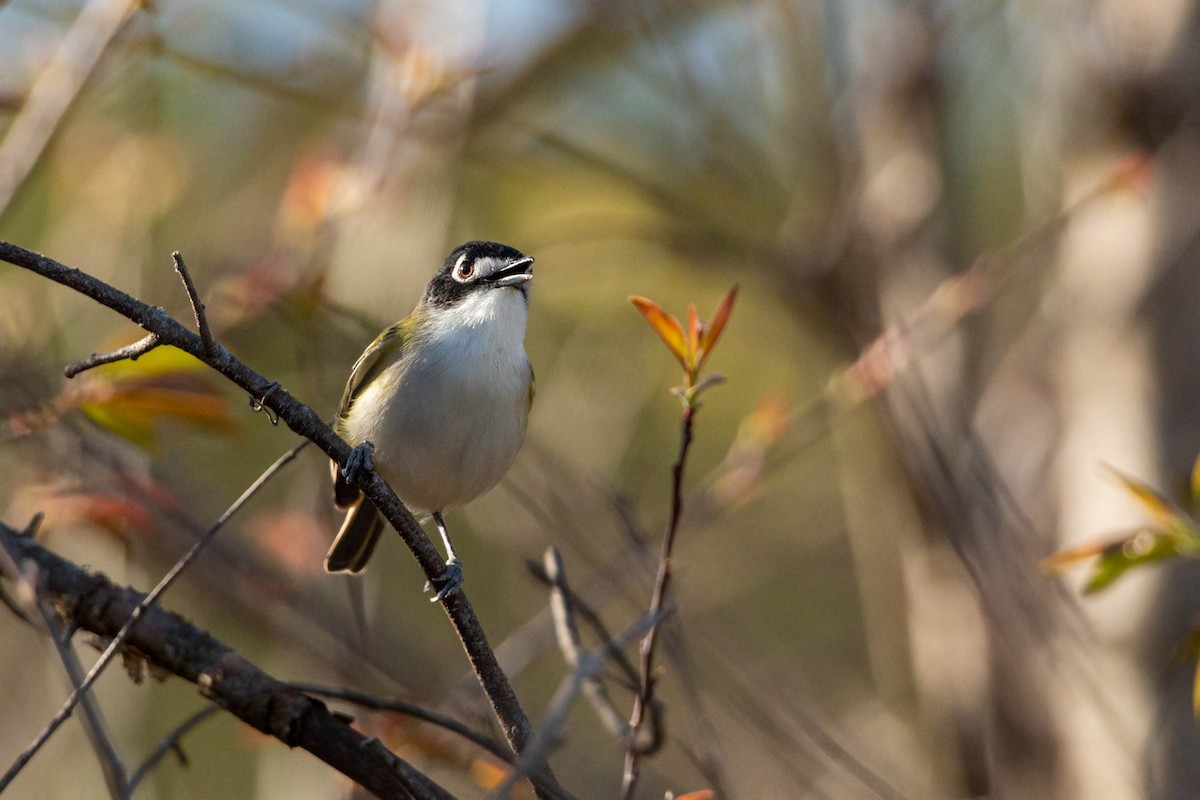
[427,287,528,347]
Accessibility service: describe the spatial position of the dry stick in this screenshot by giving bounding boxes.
[0,529,129,800]
[126,706,221,794]
[0,439,308,793]
[544,547,651,746]
[64,333,160,378]
[33,584,130,800]
[0,525,446,800]
[171,251,214,354]
[526,557,640,690]
[0,241,560,799]
[290,682,514,767]
[621,405,694,799]
[490,610,665,800]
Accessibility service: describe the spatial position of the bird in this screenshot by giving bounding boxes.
[326,240,534,601]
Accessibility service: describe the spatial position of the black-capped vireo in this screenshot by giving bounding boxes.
[326,241,534,601]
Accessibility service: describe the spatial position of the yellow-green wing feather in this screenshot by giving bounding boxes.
[332,320,412,508]
[336,321,411,423]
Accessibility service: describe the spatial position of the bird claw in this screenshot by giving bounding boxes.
[341,441,375,485]
[424,558,463,602]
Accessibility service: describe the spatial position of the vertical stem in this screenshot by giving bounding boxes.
[621,405,694,798]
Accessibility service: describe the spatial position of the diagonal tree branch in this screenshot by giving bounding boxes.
[0,440,307,792]
[0,528,129,799]
[0,240,559,798]
[0,0,140,216]
[0,522,447,800]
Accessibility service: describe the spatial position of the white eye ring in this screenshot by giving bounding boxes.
[453,254,475,282]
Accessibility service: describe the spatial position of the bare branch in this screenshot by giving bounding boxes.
[171,251,214,354]
[292,682,575,800]
[543,548,652,748]
[525,556,639,689]
[291,682,512,765]
[622,407,695,798]
[0,522,441,800]
[0,439,308,792]
[63,333,161,378]
[0,535,128,799]
[490,610,664,800]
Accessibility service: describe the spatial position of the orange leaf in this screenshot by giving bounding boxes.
[630,296,687,367]
[1104,465,1182,528]
[673,792,716,800]
[697,284,738,367]
[686,303,701,369]
[1041,538,1122,573]
[80,385,237,449]
[59,350,239,449]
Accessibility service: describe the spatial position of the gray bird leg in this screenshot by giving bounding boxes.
[425,511,464,602]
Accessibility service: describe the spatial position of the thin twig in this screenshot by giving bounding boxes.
[126,706,221,793]
[290,682,512,765]
[525,557,640,689]
[0,440,309,793]
[293,683,576,800]
[34,580,130,799]
[171,252,214,354]
[543,548,650,747]
[0,532,129,799]
[490,610,664,800]
[64,333,161,378]
[622,406,695,798]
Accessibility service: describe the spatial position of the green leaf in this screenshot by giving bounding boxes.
[1083,531,1181,594]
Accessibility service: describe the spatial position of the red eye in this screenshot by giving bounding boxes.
[455,256,475,281]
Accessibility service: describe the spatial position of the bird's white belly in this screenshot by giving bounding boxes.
[344,338,529,514]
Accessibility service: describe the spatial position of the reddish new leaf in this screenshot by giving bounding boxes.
[630,295,688,368]
[686,303,701,370]
[697,284,738,368]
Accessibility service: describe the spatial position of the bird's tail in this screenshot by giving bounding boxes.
[325,497,385,573]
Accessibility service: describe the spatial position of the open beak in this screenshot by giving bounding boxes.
[491,256,534,287]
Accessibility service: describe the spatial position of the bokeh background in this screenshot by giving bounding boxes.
[3,0,1200,797]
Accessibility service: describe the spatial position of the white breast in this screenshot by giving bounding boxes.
[344,288,531,513]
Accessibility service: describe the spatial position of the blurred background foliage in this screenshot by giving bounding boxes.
[2,0,1200,797]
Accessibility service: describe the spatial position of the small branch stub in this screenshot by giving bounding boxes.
[171,251,214,354]
[64,333,161,378]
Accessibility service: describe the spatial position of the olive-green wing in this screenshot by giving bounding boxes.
[332,322,408,508]
[336,322,407,421]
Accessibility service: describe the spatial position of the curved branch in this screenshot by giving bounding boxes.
[0,523,447,800]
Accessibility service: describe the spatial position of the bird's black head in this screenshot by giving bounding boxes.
[422,241,534,308]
